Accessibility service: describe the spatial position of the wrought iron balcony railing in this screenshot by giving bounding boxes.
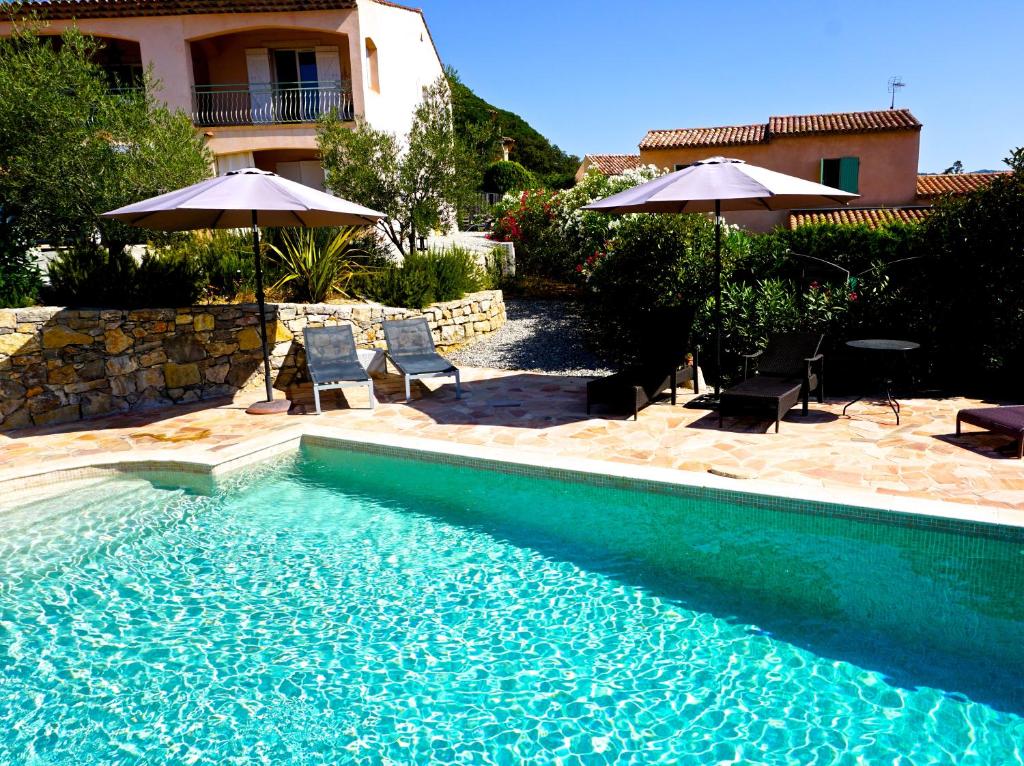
[191,81,354,127]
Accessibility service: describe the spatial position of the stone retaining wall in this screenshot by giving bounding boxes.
[0,290,505,431]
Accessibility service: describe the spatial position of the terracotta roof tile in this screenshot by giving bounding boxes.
[581,154,646,176]
[916,172,1010,198]
[769,109,921,136]
[788,207,931,230]
[639,124,766,150]
[8,0,357,19]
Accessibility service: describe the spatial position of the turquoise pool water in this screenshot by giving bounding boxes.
[1,445,1022,765]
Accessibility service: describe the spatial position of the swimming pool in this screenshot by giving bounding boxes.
[1,441,1022,764]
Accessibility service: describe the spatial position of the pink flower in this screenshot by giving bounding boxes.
[848,292,859,302]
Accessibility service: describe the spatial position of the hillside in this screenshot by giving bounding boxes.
[447,68,579,189]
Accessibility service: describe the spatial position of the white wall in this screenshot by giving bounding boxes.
[355,0,445,139]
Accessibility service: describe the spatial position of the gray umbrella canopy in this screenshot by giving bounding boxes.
[102,167,385,230]
[102,168,386,412]
[583,157,857,397]
[582,156,857,214]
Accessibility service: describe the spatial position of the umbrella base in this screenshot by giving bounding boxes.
[246,398,292,415]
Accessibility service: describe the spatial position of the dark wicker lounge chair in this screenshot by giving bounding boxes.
[719,332,824,432]
[382,317,461,402]
[303,325,375,413]
[956,406,1024,458]
[587,364,681,421]
[586,307,696,420]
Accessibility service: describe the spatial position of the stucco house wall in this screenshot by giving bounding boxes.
[0,0,443,178]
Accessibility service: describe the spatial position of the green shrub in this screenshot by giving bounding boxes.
[45,243,137,307]
[45,243,203,308]
[360,247,484,309]
[0,227,41,308]
[134,251,205,308]
[160,231,256,302]
[483,161,534,194]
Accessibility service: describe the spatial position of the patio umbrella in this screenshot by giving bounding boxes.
[102,168,386,414]
[584,157,857,396]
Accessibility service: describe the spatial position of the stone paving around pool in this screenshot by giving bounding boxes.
[1,366,1022,518]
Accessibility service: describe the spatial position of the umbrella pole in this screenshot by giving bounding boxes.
[714,199,722,398]
[246,211,291,415]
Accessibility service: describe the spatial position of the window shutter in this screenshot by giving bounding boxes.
[245,48,272,123]
[314,46,341,85]
[820,158,826,184]
[839,156,860,194]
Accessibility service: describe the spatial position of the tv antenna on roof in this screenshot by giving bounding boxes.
[887,76,906,109]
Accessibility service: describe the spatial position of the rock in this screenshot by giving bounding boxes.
[64,379,109,395]
[205,363,230,384]
[163,362,200,388]
[42,326,94,349]
[104,328,133,354]
[136,367,165,390]
[46,363,77,386]
[106,355,138,376]
[193,314,215,332]
[165,334,207,363]
[237,327,263,351]
[81,392,122,418]
[77,359,105,381]
[206,340,238,358]
[0,332,37,356]
[28,392,62,414]
[109,374,137,397]
[1,407,31,431]
[273,323,293,343]
[0,310,15,329]
[140,349,167,367]
[176,314,194,325]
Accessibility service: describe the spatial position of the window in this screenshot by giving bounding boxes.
[674,164,687,171]
[365,37,380,93]
[272,49,318,86]
[272,49,319,121]
[820,156,859,193]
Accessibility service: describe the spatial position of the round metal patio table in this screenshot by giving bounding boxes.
[842,339,920,425]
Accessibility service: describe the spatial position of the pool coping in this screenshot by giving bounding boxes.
[2,422,1022,536]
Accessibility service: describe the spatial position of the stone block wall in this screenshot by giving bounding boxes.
[0,290,505,431]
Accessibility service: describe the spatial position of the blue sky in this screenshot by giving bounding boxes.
[421,0,1022,172]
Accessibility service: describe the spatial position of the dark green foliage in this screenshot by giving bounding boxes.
[583,214,740,365]
[447,67,579,189]
[45,244,203,308]
[359,248,484,309]
[161,231,258,301]
[919,149,1024,392]
[0,223,41,308]
[0,27,211,259]
[483,161,534,194]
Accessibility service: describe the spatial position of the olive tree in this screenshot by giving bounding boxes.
[0,26,211,258]
[318,77,478,256]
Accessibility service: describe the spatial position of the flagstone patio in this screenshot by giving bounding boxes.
[2,367,1022,517]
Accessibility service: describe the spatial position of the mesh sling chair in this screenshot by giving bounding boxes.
[381,318,461,402]
[719,332,824,433]
[303,325,376,413]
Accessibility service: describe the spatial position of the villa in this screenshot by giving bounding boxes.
[0,0,443,188]
[578,108,1010,229]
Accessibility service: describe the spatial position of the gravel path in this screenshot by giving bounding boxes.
[450,299,613,377]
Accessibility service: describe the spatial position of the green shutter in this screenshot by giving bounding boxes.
[839,156,860,194]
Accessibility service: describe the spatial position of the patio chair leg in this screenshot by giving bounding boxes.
[454,370,462,400]
[1018,437,1023,460]
[775,417,780,433]
[405,375,411,402]
[367,381,376,411]
[313,385,322,415]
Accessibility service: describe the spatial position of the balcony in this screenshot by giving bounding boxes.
[191,81,353,127]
